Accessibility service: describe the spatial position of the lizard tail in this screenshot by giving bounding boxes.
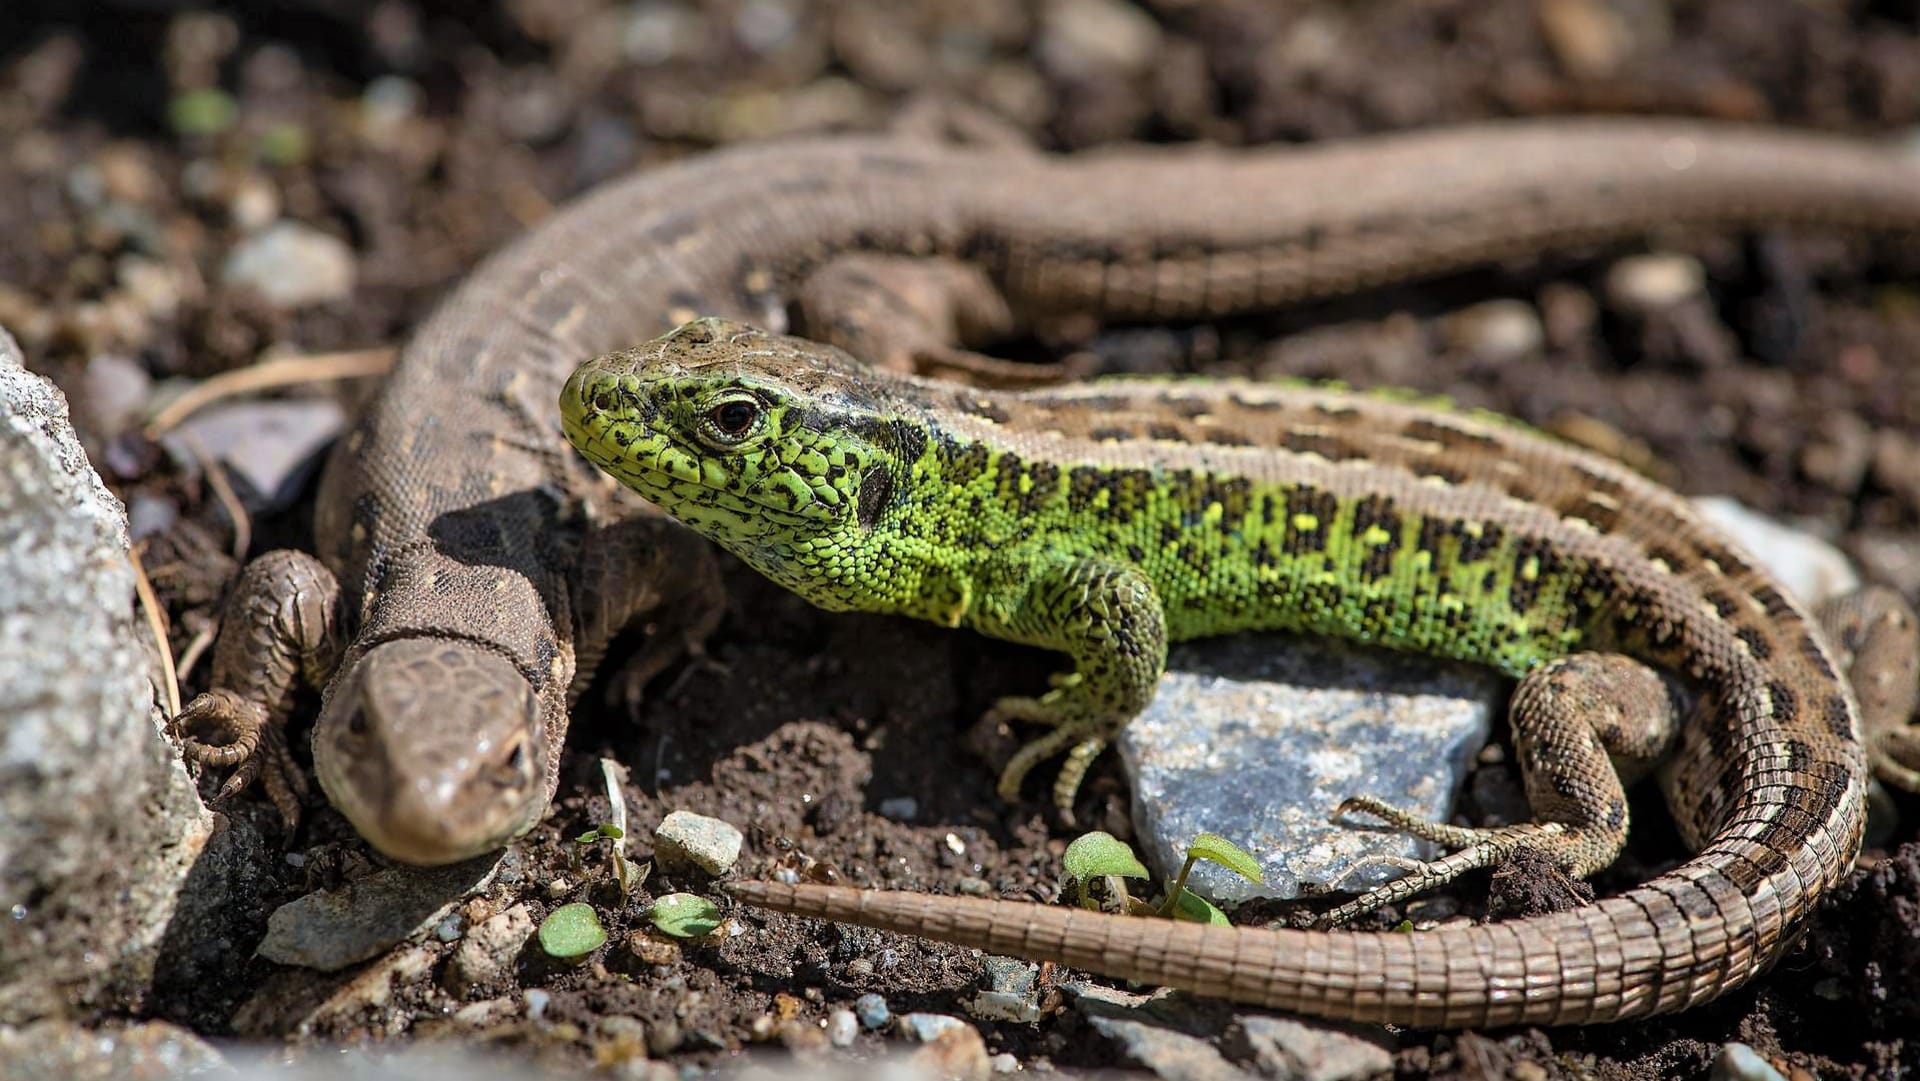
[724,862,1823,1028]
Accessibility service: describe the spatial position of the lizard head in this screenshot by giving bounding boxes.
[561,318,927,607]
[313,638,548,865]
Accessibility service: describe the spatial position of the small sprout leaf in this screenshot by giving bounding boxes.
[1186,833,1262,885]
[538,903,607,959]
[1393,919,1416,933]
[1063,832,1150,884]
[576,823,626,844]
[1167,888,1231,925]
[651,893,723,939]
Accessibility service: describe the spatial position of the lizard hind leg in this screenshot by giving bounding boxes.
[1317,652,1680,927]
[1813,586,1920,792]
[795,254,1081,388]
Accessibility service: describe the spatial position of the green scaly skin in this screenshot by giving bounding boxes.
[561,318,1604,811]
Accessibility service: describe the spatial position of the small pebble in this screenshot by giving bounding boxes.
[899,1013,967,1043]
[990,1053,1020,1073]
[524,988,551,1023]
[826,1008,858,1048]
[77,354,151,440]
[433,914,463,942]
[1038,0,1161,78]
[1443,299,1544,362]
[220,221,355,308]
[846,957,874,978]
[854,993,891,1030]
[653,810,744,876]
[1605,252,1707,314]
[907,1022,992,1081]
[1711,1042,1788,1081]
[227,176,279,231]
[878,796,919,821]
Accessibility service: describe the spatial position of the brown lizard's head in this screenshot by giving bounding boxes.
[313,638,548,865]
[561,317,934,613]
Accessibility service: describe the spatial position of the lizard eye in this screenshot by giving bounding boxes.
[494,740,529,787]
[705,398,761,440]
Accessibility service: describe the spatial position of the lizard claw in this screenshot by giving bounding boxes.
[1318,794,1571,927]
[173,689,306,834]
[986,692,1116,819]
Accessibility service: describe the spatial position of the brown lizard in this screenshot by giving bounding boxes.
[178,117,1920,925]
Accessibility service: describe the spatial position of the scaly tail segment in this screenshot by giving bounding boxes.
[725,867,1786,1028]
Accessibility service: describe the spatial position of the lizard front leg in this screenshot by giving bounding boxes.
[570,510,726,714]
[1318,652,1679,926]
[975,553,1168,815]
[172,549,343,831]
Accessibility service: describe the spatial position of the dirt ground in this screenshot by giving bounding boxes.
[6,0,1920,1077]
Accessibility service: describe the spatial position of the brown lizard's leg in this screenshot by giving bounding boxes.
[885,95,1040,152]
[570,511,726,715]
[1814,586,1920,791]
[796,254,1080,388]
[172,548,342,831]
[1317,652,1679,926]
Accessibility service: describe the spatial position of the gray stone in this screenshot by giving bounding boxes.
[220,221,355,308]
[1085,1014,1252,1081]
[854,992,891,1030]
[1120,634,1500,902]
[164,398,346,512]
[964,956,1043,1024]
[256,855,499,971]
[652,810,743,876]
[444,903,536,996]
[0,327,211,1022]
[1225,1015,1394,1081]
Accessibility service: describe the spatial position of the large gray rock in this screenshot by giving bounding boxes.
[1120,634,1501,903]
[0,326,210,1021]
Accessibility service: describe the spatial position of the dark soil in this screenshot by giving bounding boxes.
[7,1,1920,1078]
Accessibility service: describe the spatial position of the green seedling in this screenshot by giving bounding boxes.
[538,902,607,959]
[1061,830,1262,925]
[574,822,644,899]
[650,893,723,940]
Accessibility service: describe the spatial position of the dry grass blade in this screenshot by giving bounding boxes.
[174,620,217,685]
[177,431,253,563]
[129,542,181,718]
[144,347,396,439]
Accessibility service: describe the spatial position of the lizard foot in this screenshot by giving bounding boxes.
[1313,795,1572,927]
[985,687,1117,821]
[1876,727,1920,793]
[174,689,307,832]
